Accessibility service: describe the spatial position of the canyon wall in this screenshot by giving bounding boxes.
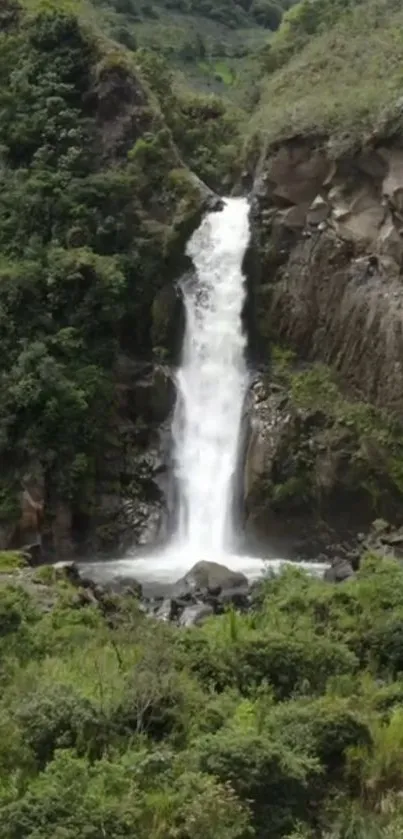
[245,136,403,557]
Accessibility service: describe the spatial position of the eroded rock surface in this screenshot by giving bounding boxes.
[251,138,403,415]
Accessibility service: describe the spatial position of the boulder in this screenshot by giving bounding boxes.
[173,561,248,599]
[102,575,143,599]
[59,562,143,599]
[155,598,175,622]
[59,561,82,586]
[217,586,250,609]
[324,557,355,584]
[21,542,42,567]
[179,603,214,627]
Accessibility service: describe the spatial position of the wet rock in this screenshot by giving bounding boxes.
[57,562,143,600]
[173,560,248,599]
[179,603,214,627]
[21,542,42,567]
[155,598,175,622]
[217,586,250,609]
[102,576,143,599]
[324,557,355,583]
[51,502,74,558]
[125,365,175,425]
[61,561,82,586]
[151,284,184,361]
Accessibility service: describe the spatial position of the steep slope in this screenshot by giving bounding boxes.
[90,0,295,94]
[0,0,222,557]
[244,0,403,554]
[250,0,403,146]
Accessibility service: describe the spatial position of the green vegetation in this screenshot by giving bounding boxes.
[250,0,403,150]
[265,354,403,516]
[90,0,297,93]
[0,0,243,542]
[0,552,28,572]
[135,48,242,187]
[2,557,403,836]
[2,2,403,836]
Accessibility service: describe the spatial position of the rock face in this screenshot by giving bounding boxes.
[85,358,177,556]
[243,371,403,559]
[251,138,403,416]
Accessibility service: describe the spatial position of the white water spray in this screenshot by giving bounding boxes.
[172,197,250,556]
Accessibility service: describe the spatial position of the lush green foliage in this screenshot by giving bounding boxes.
[0,1,238,537]
[91,0,297,94]
[250,0,403,150]
[264,353,403,518]
[2,557,403,836]
[135,48,242,188]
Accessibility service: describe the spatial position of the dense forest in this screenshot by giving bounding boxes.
[3,0,403,837]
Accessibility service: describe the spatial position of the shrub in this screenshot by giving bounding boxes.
[228,632,357,699]
[193,728,319,838]
[14,685,108,767]
[267,697,372,776]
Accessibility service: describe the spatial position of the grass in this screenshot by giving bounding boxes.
[249,0,403,152]
[0,552,28,573]
[20,0,83,12]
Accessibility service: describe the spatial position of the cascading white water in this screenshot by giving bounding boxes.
[78,197,330,587]
[172,197,250,557]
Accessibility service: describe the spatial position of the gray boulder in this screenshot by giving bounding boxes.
[179,603,214,627]
[324,557,355,584]
[173,560,248,598]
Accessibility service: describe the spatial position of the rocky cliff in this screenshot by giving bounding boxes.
[245,135,403,556]
[251,138,403,410]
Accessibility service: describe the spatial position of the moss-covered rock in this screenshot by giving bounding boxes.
[244,357,403,558]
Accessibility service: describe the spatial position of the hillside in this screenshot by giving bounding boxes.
[90,0,296,94]
[0,0,239,558]
[249,0,403,148]
[245,0,403,552]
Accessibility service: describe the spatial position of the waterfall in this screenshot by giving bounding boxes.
[172,197,250,557]
[79,197,329,587]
